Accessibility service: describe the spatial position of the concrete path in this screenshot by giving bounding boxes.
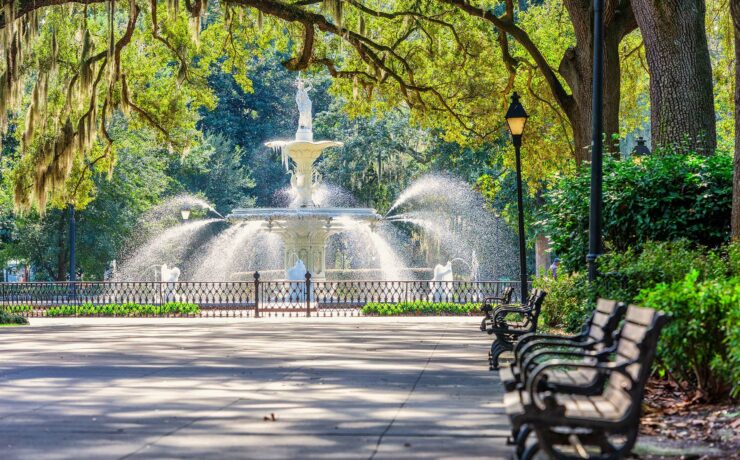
[0,317,511,459]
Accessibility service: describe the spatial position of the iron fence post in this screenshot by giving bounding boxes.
[305,272,311,317]
[253,271,260,318]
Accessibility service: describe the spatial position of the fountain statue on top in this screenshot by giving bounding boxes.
[265,77,343,208]
[295,78,313,140]
[228,77,381,279]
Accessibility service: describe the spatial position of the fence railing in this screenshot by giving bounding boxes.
[0,274,522,318]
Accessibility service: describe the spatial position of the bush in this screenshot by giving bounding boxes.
[44,302,200,317]
[539,152,733,272]
[533,272,591,332]
[595,240,733,302]
[0,310,29,325]
[362,301,481,316]
[0,304,33,314]
[637,271,739,398]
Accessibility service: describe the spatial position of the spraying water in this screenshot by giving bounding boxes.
[115,219,220,281]
[191,222,266,281]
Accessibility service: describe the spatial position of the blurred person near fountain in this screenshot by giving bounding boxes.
[549,258,560,279]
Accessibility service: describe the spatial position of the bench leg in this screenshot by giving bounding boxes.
[520,440,539,460]
[489,337,513,370]
[514,425,532,459]
[489,340,502,370]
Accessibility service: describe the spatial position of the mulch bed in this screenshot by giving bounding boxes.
[636,377,739,459]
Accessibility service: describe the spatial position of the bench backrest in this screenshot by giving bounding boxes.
[580,299,627,349]
[604,305,668,421]
[528,289,547,330]
[501,286,514,305]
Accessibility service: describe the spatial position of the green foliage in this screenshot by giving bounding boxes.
[539,152,733,272]
[0,310,29,325]
[44,302,200,317]
[533,272,591,332]
[167,133,256,214]
[637,272,739,398]
[596,240,734,302]
[0,305,33,313]
[361,301,481,316]
[723,300,740,397]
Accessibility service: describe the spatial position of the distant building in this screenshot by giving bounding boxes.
[3,260,31,282]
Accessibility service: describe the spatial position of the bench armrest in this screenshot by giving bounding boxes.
[487,312,535,335]
[491,306,532,327]
[514,333,585,360]
[515,337,593,365]
[520,347,602,382]
[525,359,638,411]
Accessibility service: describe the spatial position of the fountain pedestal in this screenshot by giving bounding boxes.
[266,140,342,208]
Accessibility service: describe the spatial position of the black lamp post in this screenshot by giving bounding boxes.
[68,203,76,283]
[505,92,530,302]
[587,0,604,283]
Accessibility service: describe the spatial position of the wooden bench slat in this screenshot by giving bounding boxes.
[620,322,647,344]
[595,299,618,314]
[624,304,657,326]
[591,311,610,328]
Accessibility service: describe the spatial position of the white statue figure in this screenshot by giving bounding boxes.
[286,259,308,303]
[430,261,454,302]
[295,78,313,140]
[160,264,181,302]
[286,259,307,280]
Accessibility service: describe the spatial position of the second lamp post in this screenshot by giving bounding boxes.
[505,92,529,302]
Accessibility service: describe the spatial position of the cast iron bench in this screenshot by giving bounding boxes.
[503,304,668,460]
[500,299,627,393]
[485,289,547,370]
[479,286,515,331]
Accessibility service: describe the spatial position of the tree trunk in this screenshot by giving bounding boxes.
[631,0,716,153]
[55,212,67,281]
[732,0,740,242]
[560,1,636,163]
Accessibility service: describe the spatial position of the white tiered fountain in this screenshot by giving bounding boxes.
[227,79,381,279]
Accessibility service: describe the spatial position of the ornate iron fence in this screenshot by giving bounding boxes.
[0,274,522,318]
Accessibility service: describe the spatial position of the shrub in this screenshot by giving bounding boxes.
[539,152,733,272]
[362,301,481,316]
[723,300,740,397]
[637,271,739,398]
[0,310,29,325]
[533,272,591,332]
[44,302,200,317]
[0,304,33,314]
[595,240,733,302]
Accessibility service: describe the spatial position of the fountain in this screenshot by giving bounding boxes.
[117,79,517,283]
[227,78,381,279]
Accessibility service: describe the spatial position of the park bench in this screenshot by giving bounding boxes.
[479,286,515,331]
[485,289,547,370]
[500,299,627,393]
[503,304,668,460]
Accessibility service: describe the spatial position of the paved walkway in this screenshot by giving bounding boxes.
[0,317,510,459]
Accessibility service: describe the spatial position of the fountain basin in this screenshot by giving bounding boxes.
[227,207,381,279]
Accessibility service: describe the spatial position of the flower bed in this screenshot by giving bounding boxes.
[44,302,200,317]
[361,301,481,316]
